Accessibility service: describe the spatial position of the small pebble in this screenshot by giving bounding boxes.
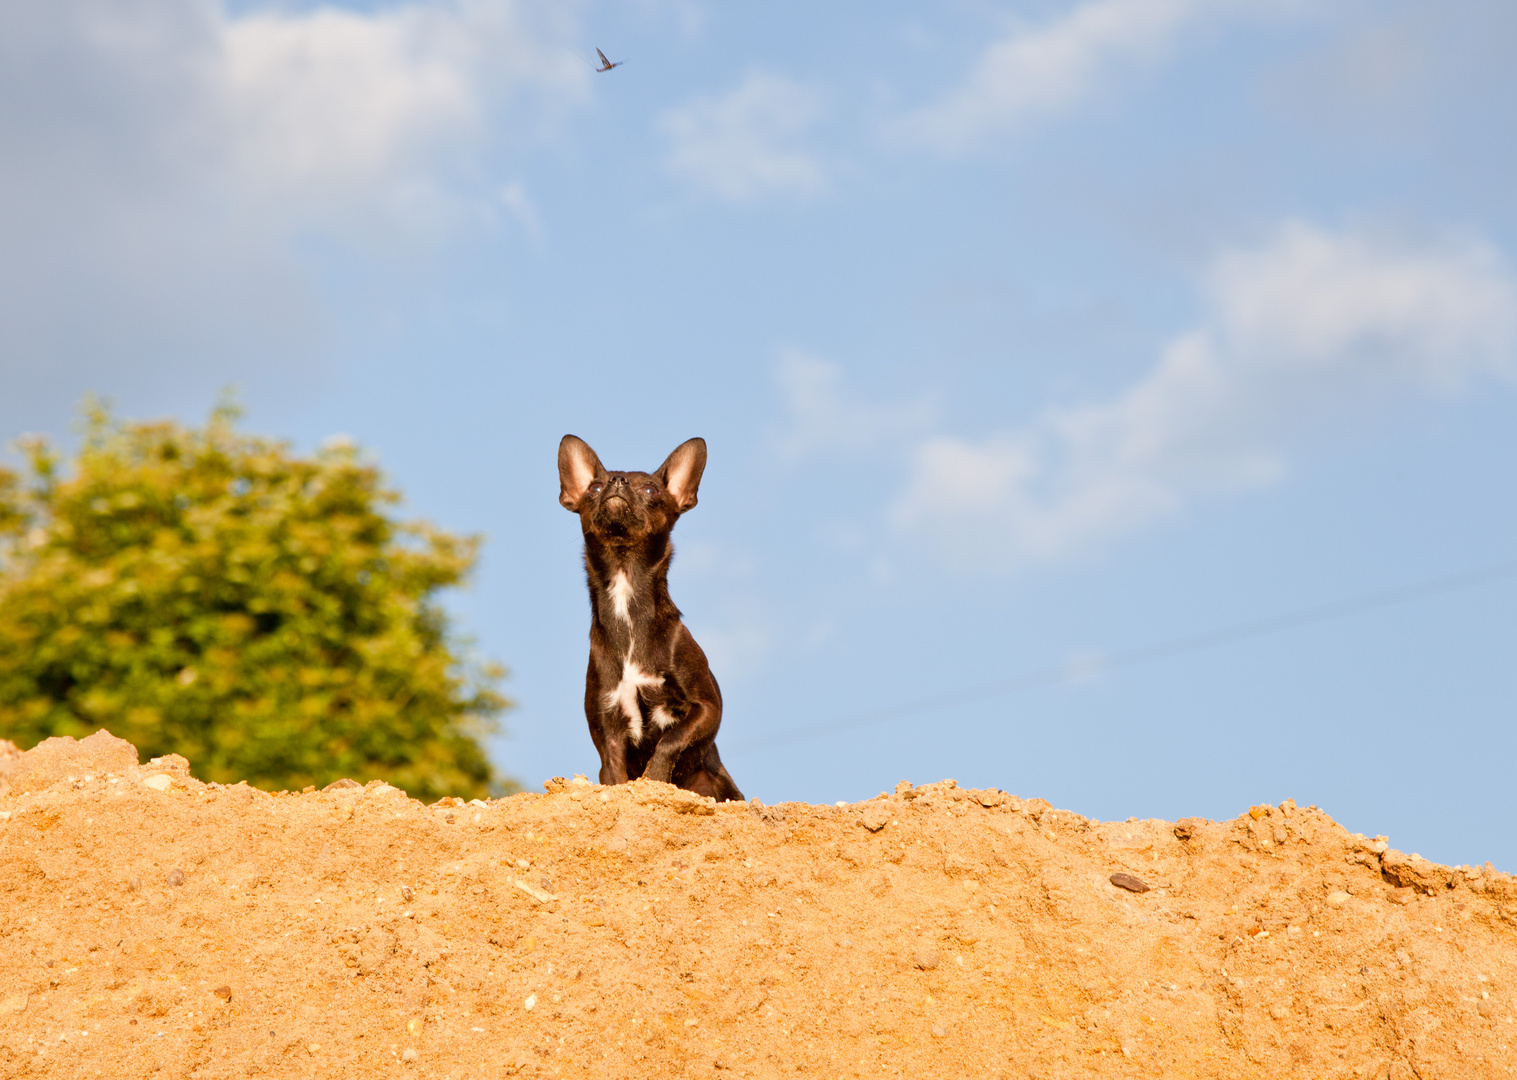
[307,1043,320,1054]
[524,993,537,1011]
[213,986,232,1002]
[859,805,890,832]
[142,774,172,792]
[166,869,185,887]
[401,1047,418,1062]
[930,1023,948,1038]
[1326,891,1350,909]
[407,1018,424,1036]
[913,948,940,971]
[1109,872,1150,893]
[401,886,414,901]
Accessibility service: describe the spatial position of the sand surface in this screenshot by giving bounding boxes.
[1,731,1514,1079]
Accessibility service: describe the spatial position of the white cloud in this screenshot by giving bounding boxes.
[0,0,588,424]
[892,222,1517,566]
[221,1,585,207]
[223,7,477,194]
[660,72,827,202]
[771,350,936,461]
[1208,222,1515,391]
[893,0,1242,153]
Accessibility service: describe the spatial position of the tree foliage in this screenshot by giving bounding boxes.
[0,400,512,801]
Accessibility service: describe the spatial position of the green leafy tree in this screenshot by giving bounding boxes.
[0,400,513,800]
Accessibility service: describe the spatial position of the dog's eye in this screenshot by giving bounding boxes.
[642,484,658,496]
[588,482,603,494]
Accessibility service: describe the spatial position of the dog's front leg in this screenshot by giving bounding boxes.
[643,699,718,784]
[585,656,632,785]
[598,730,633,786]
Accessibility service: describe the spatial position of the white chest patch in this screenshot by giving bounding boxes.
[602,652,663,744]
[650,706,677,731]
[607,571,633,624]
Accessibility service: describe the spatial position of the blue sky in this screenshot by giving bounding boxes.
[3,0,1514,869]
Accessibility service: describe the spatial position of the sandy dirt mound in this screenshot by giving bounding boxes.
[1,732,1514,1079]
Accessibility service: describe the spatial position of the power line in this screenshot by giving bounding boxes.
[731,556,1517,754]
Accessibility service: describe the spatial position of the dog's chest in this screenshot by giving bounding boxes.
[606,570,633,623]
[594,571,676,743]
[595,570,640,641]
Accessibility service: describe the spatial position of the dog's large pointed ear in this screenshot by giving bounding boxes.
[656,437,707,513]
[558,435,605,512]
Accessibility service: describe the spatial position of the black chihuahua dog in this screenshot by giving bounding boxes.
[558,435,744,801]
